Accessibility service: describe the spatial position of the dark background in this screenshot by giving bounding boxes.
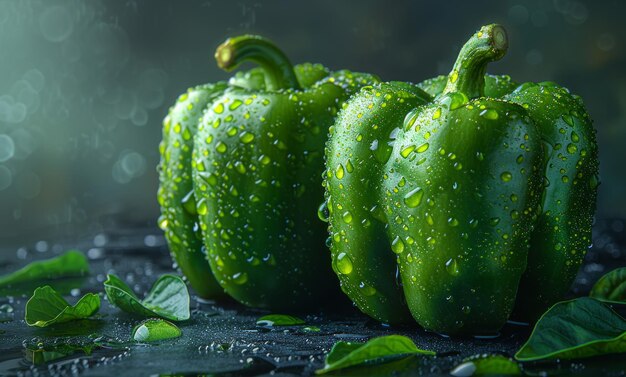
[0,0,624,247]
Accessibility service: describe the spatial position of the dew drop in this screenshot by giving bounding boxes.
[232,272,248,285]
[400,145,416,158]
[229,99,243,110]
[416,143,430,153]
[317,202,329,222]
[336,253,353,275]
[391,236,405,254]
[404,187,424,208]
[197,200,208,216]
[216,141,227,153]
[239,132,254,143]
[566,143,577,154]
[335,164,345,179]
[445,258,459,276]
[562,113,574,126]
[346,159,354,173]
[432,108,442,120]
[480,109,499,120]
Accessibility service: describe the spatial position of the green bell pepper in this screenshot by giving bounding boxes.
[158,35,369,299]
[323,24,599,334]
[158,67,266,298]
[180,35,379,309]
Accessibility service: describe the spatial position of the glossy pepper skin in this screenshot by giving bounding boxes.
[324,24,598,334]
[190,35,379,310]
[417,39,599,323]
[158,69,267,298]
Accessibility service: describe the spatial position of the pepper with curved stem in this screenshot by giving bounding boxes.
[216,35,300,91]
[325,24,547,335]
[191,35,379,310]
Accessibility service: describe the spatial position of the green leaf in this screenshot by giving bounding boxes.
[515,297,626,361]
[24,340,97,365]
[132,318,182,342]
[590,267,626,304]
[316,335,435,374]
[256,314,305,326]
[104,274,190,321]
[25,286,100,327]
[450,355,521,376]
[0,250,89,288]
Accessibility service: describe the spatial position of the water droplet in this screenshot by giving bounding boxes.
[346,159,354,173]
[448,217,459,227]
[450,70,459,83]
[404,187,424,208]
[229,99,243,110]
[400,145,415,158]
[359,282,377,296]
[214,103,224,114]
[391,236,405,254]
[489,217,500,226]
[216,141,227,153]
[232,272,248,285]
[342,211,353,224]
[432,108,442,119]
[335,164,345,179]
[336,253,353,275]
[197,200,208,216]
[259,155,271,165]
[317,202,329,222]
[500,172,512,182]
[416,143,429,153]
[445,258,459,276]
[479,109,498,120]
[239,132,254,143]
[562,113,574,126]
[181,190,197,215]
[403,109,419,130]
[566,143,577,154]
[562,175,569,183]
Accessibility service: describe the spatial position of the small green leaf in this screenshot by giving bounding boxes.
[132,319,181,342]
[316,335,435,374]
[256,314,305,326]
[25,286,100,327]
[104,274,190,321]
[515,297,626,361]
[450,355,521,376]
[0,250,89,288]
[590,267,626,304]
[24,340,97,365]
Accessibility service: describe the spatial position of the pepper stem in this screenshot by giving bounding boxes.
[215,35,300,91]
[442,24,508,99]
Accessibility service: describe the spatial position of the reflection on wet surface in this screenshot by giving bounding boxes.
[0,219,625,376]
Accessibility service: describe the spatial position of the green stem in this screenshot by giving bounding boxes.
[442,24,508,98]
[215,35,300,91]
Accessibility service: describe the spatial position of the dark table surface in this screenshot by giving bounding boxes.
[1,219,626,377]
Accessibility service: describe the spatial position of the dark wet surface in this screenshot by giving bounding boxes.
[1,219,626,376]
